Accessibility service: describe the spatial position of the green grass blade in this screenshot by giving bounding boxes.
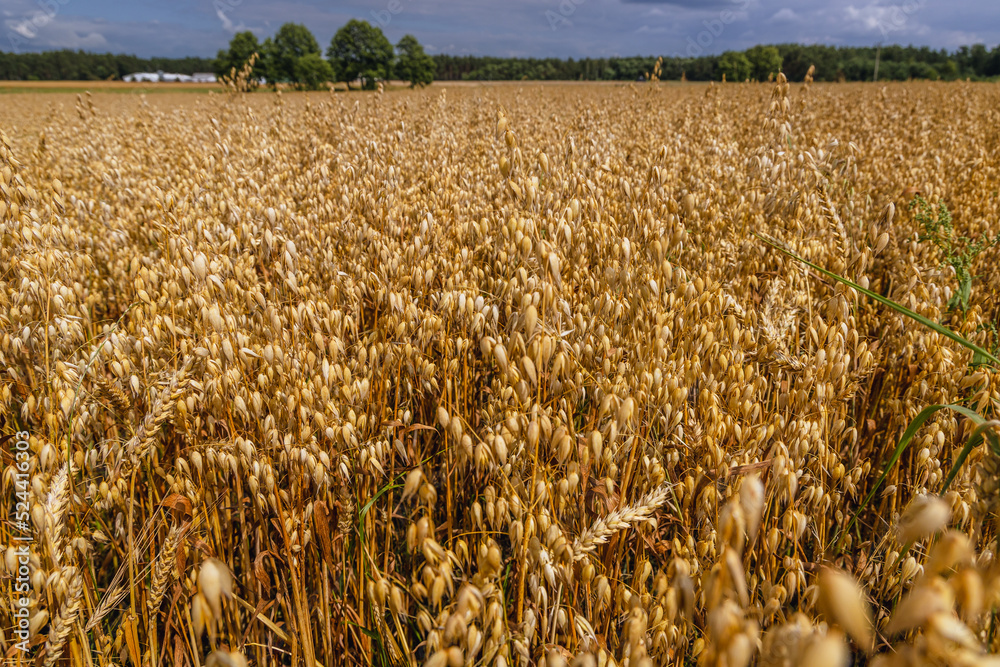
[359,480,404,525]
[942,420,1000,491]
[840,404,993,549]
[755,233,1000,367]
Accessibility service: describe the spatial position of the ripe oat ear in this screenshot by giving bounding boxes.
[897,494,951,545]
[817,567,873,650]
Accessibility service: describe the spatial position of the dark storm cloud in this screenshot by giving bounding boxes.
[2,0,997,58]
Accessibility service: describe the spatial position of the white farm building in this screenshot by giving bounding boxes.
[123,71,216,83]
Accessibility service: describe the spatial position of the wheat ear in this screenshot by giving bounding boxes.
[43,566,84,667]
[572,483,673,561]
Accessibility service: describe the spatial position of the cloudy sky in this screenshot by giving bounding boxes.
[2,0,997,58]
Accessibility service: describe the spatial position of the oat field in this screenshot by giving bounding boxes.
[2,79,1000,667]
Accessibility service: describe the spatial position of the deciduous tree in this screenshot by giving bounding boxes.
[327,19,394,90]
[394,34,435,87]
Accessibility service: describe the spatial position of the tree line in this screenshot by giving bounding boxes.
[0,51,215,81]
[2,23,999,85]
[431,43,1000,82]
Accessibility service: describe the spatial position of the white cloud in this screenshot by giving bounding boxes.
[216,7,234,31]
[5,14,109,51]
[844,2,929,38]
[216,7,249,33]
[938,29,986,48]
[8,20,37,39]
[770,8,797,22]
[2,0,112,52]
[60,30,109,50]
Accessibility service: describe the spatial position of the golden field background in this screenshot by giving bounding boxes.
[1,80,1000,666]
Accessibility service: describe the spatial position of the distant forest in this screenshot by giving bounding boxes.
[430,44,1000,82]
[0,52,216,80]
[1,42,999,82]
